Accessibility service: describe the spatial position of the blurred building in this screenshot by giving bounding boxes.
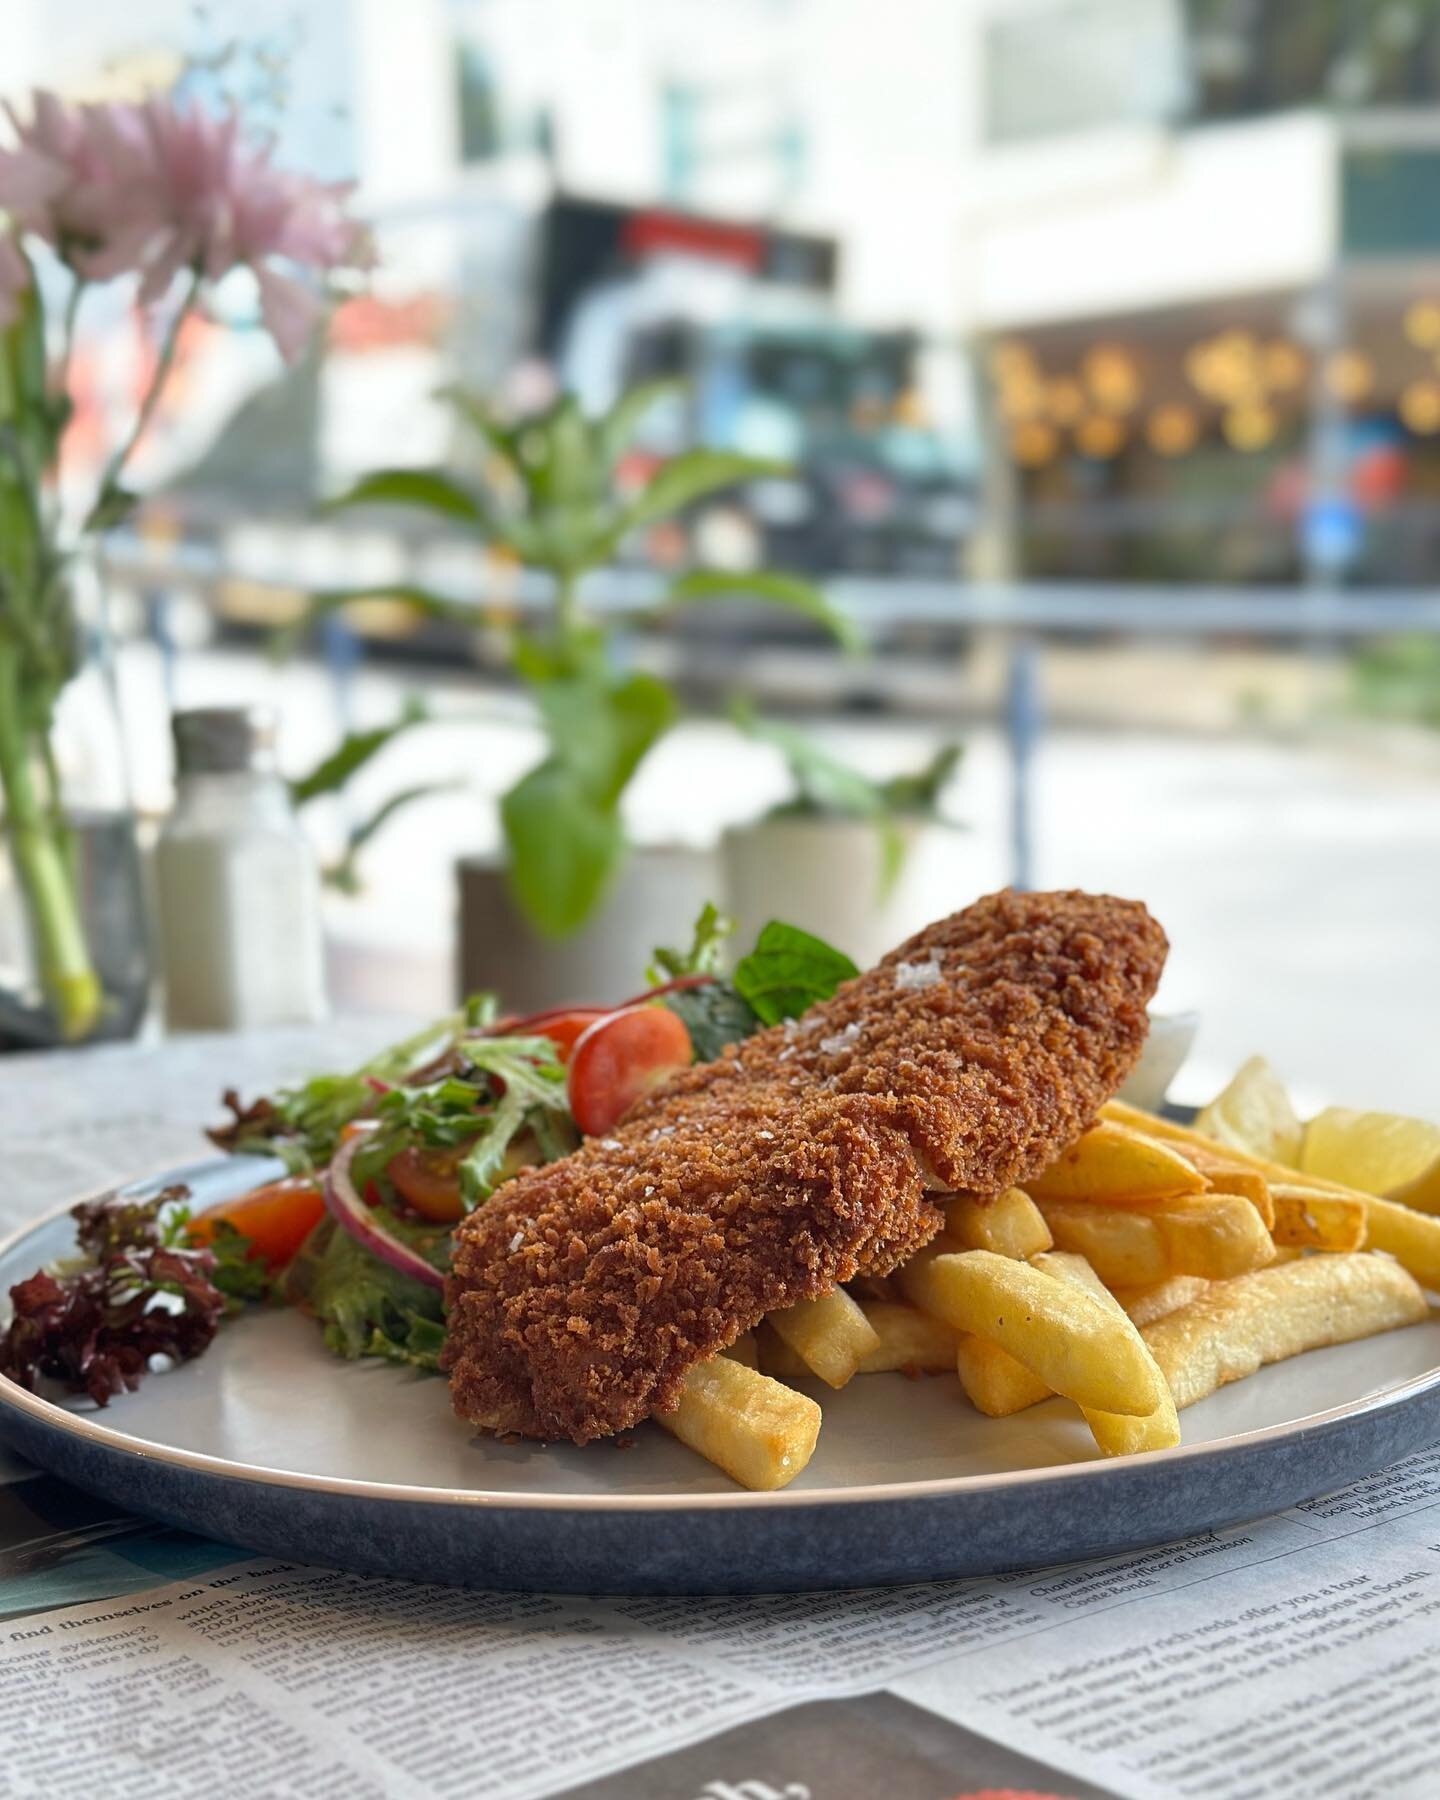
[960,1,1440,586]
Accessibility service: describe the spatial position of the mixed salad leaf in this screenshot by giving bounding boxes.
[0,908,859,1398]
[0,1188,227,1404]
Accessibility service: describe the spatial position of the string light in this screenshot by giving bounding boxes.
[1009,421,1059,466]
[1083,345,1140,414]
[1399,380,1440,434]
[1075,415,1126,458]
[1222,404,1277,451]
[1405,300,1440,350]
[1146,404,1200,456]
[1045,377,1085,426]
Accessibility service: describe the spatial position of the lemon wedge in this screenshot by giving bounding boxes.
[1301,1108,1440,1211]
[1194,1055,1303,1166]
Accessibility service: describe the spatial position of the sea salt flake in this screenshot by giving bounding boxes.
[757,1129,774,1140]
[781,1017,800,1040]
[601,1137,622,1150]
[508,1230,525,1253]
[643,1184,655,1196]
[777,1045,795,1062]
[819,1021,861,1055]
[894,956,942,992]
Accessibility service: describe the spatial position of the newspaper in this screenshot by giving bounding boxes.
[4,1028,1440,1798]
[2,1445,1439,1799]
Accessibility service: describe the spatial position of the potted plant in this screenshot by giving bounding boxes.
[721,713,964,970]
[302,383,850,1010]
[0,86,366,1044]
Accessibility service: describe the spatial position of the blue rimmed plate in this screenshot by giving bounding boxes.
[2,1157,1439,1594]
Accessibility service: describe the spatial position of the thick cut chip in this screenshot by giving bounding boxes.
[766,1287,880,1389]
[656,1356,821,1490]
[898,1248,1165,1417]
[855,1301,957,1374]
[1033,1194,1276,1286]
[945,1188,1053,1259]
[1269,1187,1367,1252]
[1301,1108,1440,1211]
[1193,1056,1303,1165]
[1361,1195,1440,1293]
[1031,1251,1180,1455]
[1173,1145,1275,1228]
[956,1334,1051,1417]
[1026,1121,1206,1204]
[1110,1274,1209,1329]
[1142,1255,1428,1410]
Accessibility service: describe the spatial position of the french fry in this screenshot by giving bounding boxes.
[1034,1194,1276,1285]
[956,1334,1052,1416]
[657,1356,822,1490]
[765,1287,880,1388]
[856,1301,957,1374]
[1026,1121,1206,1204]
[1175,1146,1275,1229]
[897,1248,1165,1416]
[724,1332,759,1368]
[755,1322,808,1381]
[1142,1254,1429,1410]
[1269,1187,1368,1253]
[945,1187,1053,1259]
[1107,1100,1440,1294]
[1362,1195,1440,1293]
[1031,1251,1181,1455]
[1110,1274,1209,1328]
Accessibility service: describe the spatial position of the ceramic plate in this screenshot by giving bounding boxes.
[2,1157,1439,1594]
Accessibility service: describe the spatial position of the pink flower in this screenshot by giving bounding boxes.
[0,89,370,361]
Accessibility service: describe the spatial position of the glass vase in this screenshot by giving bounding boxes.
[0,564,149,1049]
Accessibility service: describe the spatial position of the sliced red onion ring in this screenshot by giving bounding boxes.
[324,1136,446,1292]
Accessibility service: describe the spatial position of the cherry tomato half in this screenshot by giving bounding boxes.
[188,1176,325,1271]
[529,1008,607,1063]
[566,1005,693,1137]
[386,1145,466,1224]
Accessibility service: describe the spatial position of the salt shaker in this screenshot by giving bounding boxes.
[155,706,326,1030]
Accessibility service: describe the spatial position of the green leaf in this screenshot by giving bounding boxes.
[878,742,964,816]
[733,920,859,1025]
[290,696,429,806]
[596,378,682,470]
[284,1215,447,1368]
[613,449,787,539]
[500,759,626,937]
[441,385,525,478]
[83,483,139,534]
[322,468,489,524]
[735,704,886,819]
[663,979,759,1061]
[663,568,861,653]
[525,395,602,509]
[648,901,735,984]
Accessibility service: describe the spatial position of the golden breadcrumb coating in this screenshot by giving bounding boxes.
[443,889,1167,1443]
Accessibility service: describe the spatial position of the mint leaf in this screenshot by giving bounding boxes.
[733,921,858,1025]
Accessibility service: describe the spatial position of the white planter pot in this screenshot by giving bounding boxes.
[721,816,966,971]
[457,844,719,1014]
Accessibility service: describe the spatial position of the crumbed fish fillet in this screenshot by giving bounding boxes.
[443,889,1167,1442]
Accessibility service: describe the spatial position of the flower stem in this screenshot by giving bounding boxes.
[0,639,100,1039]
[86,268,202,529]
